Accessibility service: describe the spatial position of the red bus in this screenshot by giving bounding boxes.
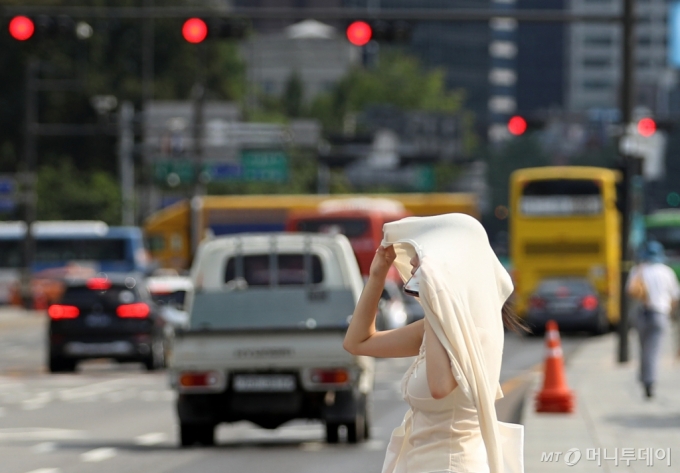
[285,198,410,281]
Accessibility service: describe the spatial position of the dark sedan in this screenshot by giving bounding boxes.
[47,274,168,373]
[525,278,609,335]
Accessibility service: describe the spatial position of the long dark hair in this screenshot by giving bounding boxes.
[502,298,529,334]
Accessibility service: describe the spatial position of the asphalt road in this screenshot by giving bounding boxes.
[0,309,586,473]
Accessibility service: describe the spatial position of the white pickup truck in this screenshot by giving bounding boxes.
[169,232,374,447]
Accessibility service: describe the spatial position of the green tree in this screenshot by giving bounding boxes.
[282,71,304,118]
[37,160,121,224]
[309,51,465,132]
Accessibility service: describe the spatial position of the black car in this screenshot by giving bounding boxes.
[47,274,168,373]
[525,278,609,335]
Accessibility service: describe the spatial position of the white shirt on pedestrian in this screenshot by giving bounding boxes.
[627,263,680,316]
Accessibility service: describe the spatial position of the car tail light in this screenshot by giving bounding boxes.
[87,278,111,290]
[581,295,598,311]
[179,371,223,388]
[48,304,80,319]
[528,296,546,310]
[310,368,350,384]
[116,303,150,318]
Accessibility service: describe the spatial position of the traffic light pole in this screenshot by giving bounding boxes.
[20,58,39,309]
[192,43,206,198]
[618,0,636,363]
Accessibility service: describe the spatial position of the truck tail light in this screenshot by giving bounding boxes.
[116,303,150,318]
[310,368,350,384]
[48,304,80,319]
[179,371,222,388]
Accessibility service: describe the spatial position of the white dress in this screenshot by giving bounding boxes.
[380,214,524,473]
[398,335,490,473]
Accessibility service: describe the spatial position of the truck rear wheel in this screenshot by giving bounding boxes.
[49,356,77,373]
[346,413,366,444]
[325,422,340,444]
[180,423,215,447]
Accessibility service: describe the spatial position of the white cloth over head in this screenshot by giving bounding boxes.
[380,213,523,473]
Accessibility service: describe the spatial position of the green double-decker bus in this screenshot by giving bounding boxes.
[645,209,680,278]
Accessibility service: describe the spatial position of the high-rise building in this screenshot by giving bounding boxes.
[568,0,673,115]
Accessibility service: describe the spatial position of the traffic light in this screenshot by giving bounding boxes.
[507,116,527,136]
[7,15,90,41]
[181,18,250,44]
[8,16,34,41]
[506,115,546,137]
[182,18,208,43]
[346,21,372,46]
[345,20,413,45]
[637,117,656,137]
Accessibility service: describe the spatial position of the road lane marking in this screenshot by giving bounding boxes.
[32,442,57,453]
[80,447,117,462]
[24,469,61,473]
[59,379,132,401]
[135,432,167,446]
[22,392,53,410]
[0,428,85,441]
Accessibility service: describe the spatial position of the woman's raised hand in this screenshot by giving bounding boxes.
[369,245,396,279]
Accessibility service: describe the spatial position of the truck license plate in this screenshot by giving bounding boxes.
[232,374,296,392]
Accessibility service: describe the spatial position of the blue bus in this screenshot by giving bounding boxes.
[0,221,151,303]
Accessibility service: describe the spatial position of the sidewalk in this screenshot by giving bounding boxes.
[0,306,45,332]
[522,330,680,472]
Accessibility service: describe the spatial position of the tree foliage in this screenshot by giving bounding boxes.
[308,51,466,132]
[36,160,122,224]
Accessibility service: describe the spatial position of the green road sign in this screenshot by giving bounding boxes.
[412,165,434,192]
[154,150,288,185]
[241,150,288,182]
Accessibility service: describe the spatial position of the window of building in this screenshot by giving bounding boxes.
[583,57,612,67]
[582,80,612,90]
[584,36,613,47]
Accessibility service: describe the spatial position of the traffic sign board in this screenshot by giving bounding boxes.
[153,151,288,185]
[241,150,288,182]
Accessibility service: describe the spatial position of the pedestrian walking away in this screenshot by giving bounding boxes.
[626,240,680,399]
[343,213,525,473]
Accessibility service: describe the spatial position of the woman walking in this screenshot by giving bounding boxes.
[343,213,524,473]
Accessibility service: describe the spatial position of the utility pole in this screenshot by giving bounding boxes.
[618,0,638,363]
[118,101,135,226]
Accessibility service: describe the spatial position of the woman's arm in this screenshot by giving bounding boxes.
[424,318,458,399]
[343,246,424,358]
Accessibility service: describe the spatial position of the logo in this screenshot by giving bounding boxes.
[565,448,582,466]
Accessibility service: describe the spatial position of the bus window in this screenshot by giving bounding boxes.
[35,239,127,262]
[520,179,602,216]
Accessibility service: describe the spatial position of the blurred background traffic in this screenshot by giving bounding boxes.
[1,1,679,472]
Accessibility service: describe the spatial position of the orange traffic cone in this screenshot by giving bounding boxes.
[535,320,575,413]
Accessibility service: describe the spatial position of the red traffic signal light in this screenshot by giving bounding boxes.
[346,21,372,46]
[507,116,528,136]
[9,16,35,41]
[182,18,208,44]
[637,117,656,137]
